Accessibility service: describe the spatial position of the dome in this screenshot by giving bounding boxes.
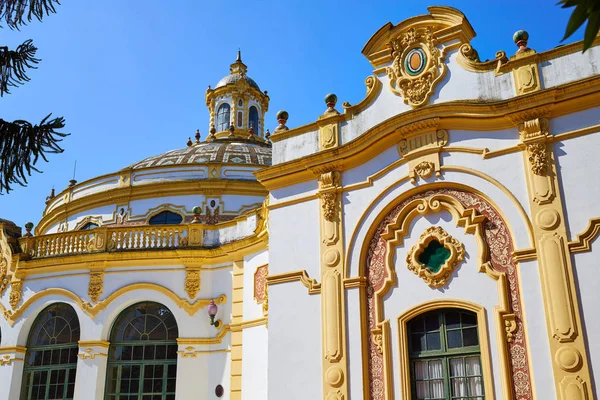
[215,73,261,91]
[123,139,272,170]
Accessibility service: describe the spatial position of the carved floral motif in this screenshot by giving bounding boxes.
[527,143,548,175]
[9,280,22,310]
[184,270,201,299]
[365,189,533,400]
[413,161,435,179]
[88,272,104,303]
[254,265,268,303]
[321,193,337,222]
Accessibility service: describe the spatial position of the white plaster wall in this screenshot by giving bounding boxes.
[518,259,556,399]
[541,45,600,89]
[268,283,321,400]
[269,180,319,205]
[269,199,320,278]
[66,204,115,230]
[552,121,600,240]
[243,250,268,321]
[71,176,120,200]
[346,288,364,400]
[272,129,319,165]
[573,249,600,397]
[131,166,209,183]
[242,325,268,400]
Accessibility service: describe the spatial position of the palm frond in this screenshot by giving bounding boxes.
[0,114,67,193]
[0,0,60,29]
[0,39,39,96]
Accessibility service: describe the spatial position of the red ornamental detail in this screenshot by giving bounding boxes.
[254,265,268,303]
[365,189,532,400]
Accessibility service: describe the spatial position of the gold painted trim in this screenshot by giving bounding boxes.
[177,348,231,358]
[266,270,321,294]
[230,317,268,332]
[3,284,227,326]
[343,277,367,288]
[177,325,231,346]
[396,299,495,400]
[78,340,110,349]
[256,76,600,191]
[569,217,600,253]
[78,349,108,360]
[0,354,24,366]
[0,346,27,354]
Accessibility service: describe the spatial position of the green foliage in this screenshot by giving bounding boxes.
[0,0,66,194]
[559,0,600,52]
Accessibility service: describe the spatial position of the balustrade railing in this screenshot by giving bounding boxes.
[19,224,206,259]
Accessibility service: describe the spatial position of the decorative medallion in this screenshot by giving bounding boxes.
[386,27,446,107]
[406,226,465,288]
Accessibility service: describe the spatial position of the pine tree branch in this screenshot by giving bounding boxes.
[0,39,39,96]
[0,114,67,193]
[0,0,60,29]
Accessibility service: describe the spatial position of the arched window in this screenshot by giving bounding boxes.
[148,211,183,225]
[104,302,178,399]
[407,309,484,399]
[21,303,80,400]
[80,222,99,231]
[248,106,259,132]
[216,103,230,132]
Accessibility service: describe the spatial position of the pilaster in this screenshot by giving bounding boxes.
[318,170,349,400]
[518,117,592,399]
[74,341,109,400]
[230,259,244,400]
[0,346,26,400]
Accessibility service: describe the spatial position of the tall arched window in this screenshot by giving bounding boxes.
[148,211,183,225]
[216,103,230,132]
[105,302,178,400]
[408,309,484,399]
[21,303,80,400]
[248,106,259,132]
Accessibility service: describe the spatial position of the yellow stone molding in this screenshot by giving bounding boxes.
[144,204,187,224]
[358,190,527,399]
[177,347,231,358]
[406,226,466,288]
[73,216,103,231]
[78,340,110,349]
[568,217,600,253]
[184,269,201,299]
[266,270,322,294]
[396,299,495,400]
[3,284,227,327]
[177,325,231,347]
[0,346,27,354]
[343,276,367,289]
[230,317,268,332]
[317,169,349,400]
[362,7,475,68]
[38,178,267,235]
[518,117,592,398]
[255,75,600,191]
[230,259,244,400]
[341,75,383,117]
[0,354,24,366]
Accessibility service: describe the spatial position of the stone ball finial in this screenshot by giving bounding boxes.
[325,93,337,107]
[24,222,34,237]
[187,137,193,147]
[276,110,289,124]
[195,129,201,142]
[513,30,530,53]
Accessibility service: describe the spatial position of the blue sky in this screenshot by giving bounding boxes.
[0,0,586,228]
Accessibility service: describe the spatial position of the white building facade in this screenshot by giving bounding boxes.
[2,6,600,400]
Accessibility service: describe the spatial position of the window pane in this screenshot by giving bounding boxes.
[452,377,468,396]
[445,311,460,329]
[426,332,441,351]
[447,329,463,348]
[415,381,429,399]
[450,357,465,377]
[463,327,479,347]
[410,317,425,333]
[411,333,425,352]
[425,313,440,331]
[429,360,443,379]
[465,356,482,375]
[414,361,428,379]
[462,312,477,327]
[430,379,445,399]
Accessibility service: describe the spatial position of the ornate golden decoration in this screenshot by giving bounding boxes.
[88,271,103,303]
[413,161,435,179]
[527,143,548,175]
[386,26,446,107]
[321,193,337,222]
[78,348,107,360]
[503,313,518,343]
[262,280,268,318]
[9,280,22,310]
[184,269,201,299]
[406,226,465,288]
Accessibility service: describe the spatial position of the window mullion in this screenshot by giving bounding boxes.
[443,357,451,400]
[44,368,52,400]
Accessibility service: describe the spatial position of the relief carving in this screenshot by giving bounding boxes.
[184,269,201,299]
[88,272,104,303]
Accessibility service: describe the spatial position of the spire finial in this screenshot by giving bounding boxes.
[237,48,242,62]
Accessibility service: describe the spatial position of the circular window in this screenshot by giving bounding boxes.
[404,47,427,76]
[215,384,224,397]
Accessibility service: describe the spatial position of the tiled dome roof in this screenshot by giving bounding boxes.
[124,140,272,170]
[215,73,261,91]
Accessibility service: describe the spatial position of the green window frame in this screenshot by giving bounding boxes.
[408,309,485,400]
[104,301,178,400]
[21,303,80,400]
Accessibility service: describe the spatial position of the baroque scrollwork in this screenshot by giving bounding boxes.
[414,161,435,179]
[406,226,465,288]
[184,269,201,299]
[527,143,548,175]
[9,280,22,310]
[386,26,446,107]
[88,272,104,303]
